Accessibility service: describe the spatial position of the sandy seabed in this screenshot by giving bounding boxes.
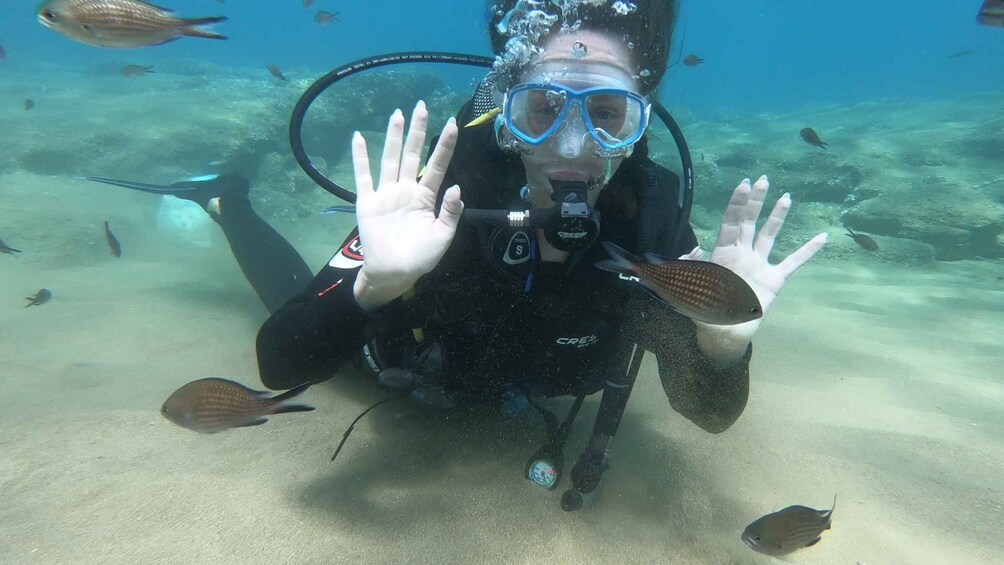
[1,170,1002,565]
[1,59,1002,564]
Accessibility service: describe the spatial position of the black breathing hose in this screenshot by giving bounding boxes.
[287,51,694,243]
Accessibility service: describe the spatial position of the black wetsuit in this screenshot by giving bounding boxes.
[254,101,752,433]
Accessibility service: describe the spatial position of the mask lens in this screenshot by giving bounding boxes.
[584,92,644,148]
[505,85,646,150]
[508,87,568,141]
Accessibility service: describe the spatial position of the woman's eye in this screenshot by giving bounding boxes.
[591,108,622,122]
[531,105,559,117]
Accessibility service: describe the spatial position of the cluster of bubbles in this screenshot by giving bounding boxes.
[611,1,637,16]
[488,0,639,85]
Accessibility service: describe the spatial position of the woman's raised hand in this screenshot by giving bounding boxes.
[351,101,464,311]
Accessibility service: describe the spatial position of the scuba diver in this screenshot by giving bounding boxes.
[80,0,827,509]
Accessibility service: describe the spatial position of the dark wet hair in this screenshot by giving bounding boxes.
[486,0,680,95]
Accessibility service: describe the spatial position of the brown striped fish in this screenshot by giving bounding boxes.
[595,242,762,325]
[0,238,22,256]
[37,0,228,49]
[800,127,828,149]
[845,228,879,251]
[25,289,52,307]
[314,10,339,25]
[121,64,154,77]
[161,378,314,434]
[104,221,121,257]
[683,54,704,67]
[742,496,835,557]
[979,0,1004,27]
[266,64,287,81]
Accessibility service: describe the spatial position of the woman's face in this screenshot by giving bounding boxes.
[514,29,641,209]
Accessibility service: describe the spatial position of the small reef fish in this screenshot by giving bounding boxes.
[24,99,35,111]
[845,228,879,251]
[314,10,339,25]
[0,238,22,256]
[121,64,154,77]
[0,43,6,60]
[978,0,1004,27]
[25,289,52,308]
[947,49,973,59]
[104,221,122,257]
[303,0,314,7]
[683,54,704,67]
[161,378,314,434]
[742,496,835,557]
[266,64,287,81]
[800,127,827,149]
[595,241,762,326]
[37,0,228,49]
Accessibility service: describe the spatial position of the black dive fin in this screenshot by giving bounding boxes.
[74,176,198,195]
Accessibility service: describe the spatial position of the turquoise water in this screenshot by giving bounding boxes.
[1,1,1003,564]
[4,1,1003,112]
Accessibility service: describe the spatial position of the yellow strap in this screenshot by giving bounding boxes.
[400,287,424,343]
[465,107,501,128]
[411,327,425,343]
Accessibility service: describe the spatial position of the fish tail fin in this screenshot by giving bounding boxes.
[594,241,641,275]
[180,17,228,41]
[273,404,315,414]
[235,418,268,428]
[269,383,314,414]
[270,382,312,403]
[643,251,671,265]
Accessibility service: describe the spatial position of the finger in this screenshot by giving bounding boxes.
[777,232,828,278]
[435,184,464,235]
[378,109,405,188]
[739,175,769,247]
[399,101,428,181]
[419,117,458,193]
[351,131,374,197]
[753,191,791,259]
[714,179,751,248]
[679,246,704,260]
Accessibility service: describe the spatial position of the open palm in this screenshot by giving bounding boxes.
[695,176,827,343]
[351,102,464,308]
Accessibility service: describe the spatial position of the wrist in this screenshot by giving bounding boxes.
[353,269,408,312]
[693,321,755,366]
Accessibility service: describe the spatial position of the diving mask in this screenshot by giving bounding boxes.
[502,82,650,156]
